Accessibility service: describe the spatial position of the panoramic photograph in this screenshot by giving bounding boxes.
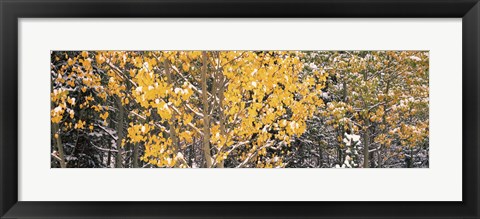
[50,51,429,168]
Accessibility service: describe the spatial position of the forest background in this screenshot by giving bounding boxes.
[50,51,429,168]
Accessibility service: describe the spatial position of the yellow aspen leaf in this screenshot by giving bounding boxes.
[81,51,88,58]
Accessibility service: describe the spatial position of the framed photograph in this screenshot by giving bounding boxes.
[1,0,479,218]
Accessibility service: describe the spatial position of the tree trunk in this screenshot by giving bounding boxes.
[133,143,139,168]
[337,128,343,164]
[107,147,112,167]
[165,61,181,167]
[50,74,66,168]
[216,57,225,168]
[201,52,213,167]
[362,69,370,168]
[409,147,414,168]
[363,119,370,168]
[375,151,380,168]
[115,96,124,168]
[318,143,323,168]
[52,123,66,168]
[378,80,390,168]
[370,150,375,168]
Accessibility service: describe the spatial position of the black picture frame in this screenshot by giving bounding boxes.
[1,0,479,218]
